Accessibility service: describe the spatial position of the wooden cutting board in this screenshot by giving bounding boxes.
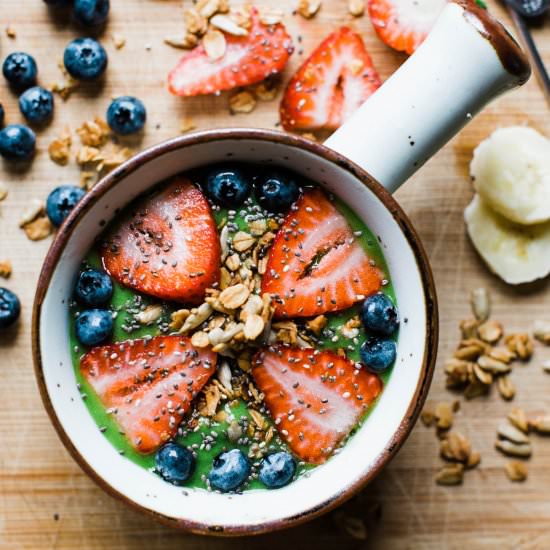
[1,1,549,548]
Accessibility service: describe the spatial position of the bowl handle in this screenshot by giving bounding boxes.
[324,0,530,194]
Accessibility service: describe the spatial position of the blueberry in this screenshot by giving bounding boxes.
[360,293,399,336]
[64,37,107,80]
[360,336,397,372]
[0,103,4,127]
[206,166,251,208]
[75,308,113,346]
[155,442,195,485]
[75,268,113,307]
[74,0,110,27]
[46,185,86,227]
[107,96,146,135]
[209,449,250,492]
[19,86,54,125]
[0,288,21,329]
[259,452,296,489]
[256,171,300,213]
[0,125,36,160]
[2,52,37,89]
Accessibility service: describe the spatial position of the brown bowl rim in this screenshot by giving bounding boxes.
[32,127,438,537]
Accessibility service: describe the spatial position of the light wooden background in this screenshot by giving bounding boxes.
[1,1,549,548]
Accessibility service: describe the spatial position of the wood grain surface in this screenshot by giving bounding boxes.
[1,1,549,548]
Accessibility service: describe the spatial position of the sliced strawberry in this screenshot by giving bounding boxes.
[168,8,294,97]
[80,335,217,453]
[100,177,220,304]
[279,27,381,131]
[252,345,382,464]
[367,0,446,55]
[261,188,383,319]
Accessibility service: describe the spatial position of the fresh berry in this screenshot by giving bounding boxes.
[367,0,446,55]
[64,37,108,80]
[0,124,36,160]
[2,52,37,89]
[208,449,251,492]
[280,28,381,131]
[75,308,113,346]
[205,165,251,208]
[19,86,54,125]
[259,452,296,488]
[155,442,195,485]
[0,104,4,127]
[255,170,300,213]
[74,0,110,27]
[106,96,146,135]
[360,336,397,372]
[46,185,86,227]
[168,8,293,97]
[74,268,113,307]
[80,336,216,453]
[361,292,399,336]
[100,177,220,304]
[261,188,382,318]
[252,346,382,464]
[0,288,21,329]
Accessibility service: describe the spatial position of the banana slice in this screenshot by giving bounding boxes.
[465,194,550,285]
[471,126,550,225]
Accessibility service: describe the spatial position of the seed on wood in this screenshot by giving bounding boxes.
[435,463,464,486]
[508,407,529,433]
[505,461,528,482]
[495,439,532,458]
[470,287,490,321]
[497,421,529,444]
[477,320,503,344]
[497,375,515,401]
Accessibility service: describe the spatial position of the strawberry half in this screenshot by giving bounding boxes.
[168,9,294,97]
[367,0,446,55]
[100,177,220,304]
[252,345,382,464]
[279,27,381,131]
[261,188,383,319]
[80,335,217,453]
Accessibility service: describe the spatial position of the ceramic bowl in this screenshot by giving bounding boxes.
[32,0,529,536]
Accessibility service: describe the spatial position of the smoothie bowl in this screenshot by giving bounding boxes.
[32,0,529,536]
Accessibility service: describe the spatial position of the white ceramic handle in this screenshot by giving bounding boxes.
[325,0,530,193]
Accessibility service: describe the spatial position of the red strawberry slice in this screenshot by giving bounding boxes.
[261,188,383,319]
[252,345,382,464]
[168,8,294,97]
[80,335,217,453]
[279,27,381,131]
[367,0,446,55]
[100,176,220,304]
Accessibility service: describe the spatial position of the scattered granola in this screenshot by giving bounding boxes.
[505,333,533,361]
[435,463,464,486]
[77,117,111,147]
[505,460,528,481]
[19,199,45,228]
[5,25,16,39]
[348,0,365,17]
[203,29,227,60]
[210,14,249,35]
[470,287,490,321]
[229,91,257,114]
[180,117,197,133]
[48,128,72,165]
[50,61,78,100]
[112,34,126,49]
[533,320,550,345]
[0,184,7,202]
[0,260,12,278]
[24,216,53,241]
[164,33,199,49]
[297,0,322,18]
[434,401,453,430]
